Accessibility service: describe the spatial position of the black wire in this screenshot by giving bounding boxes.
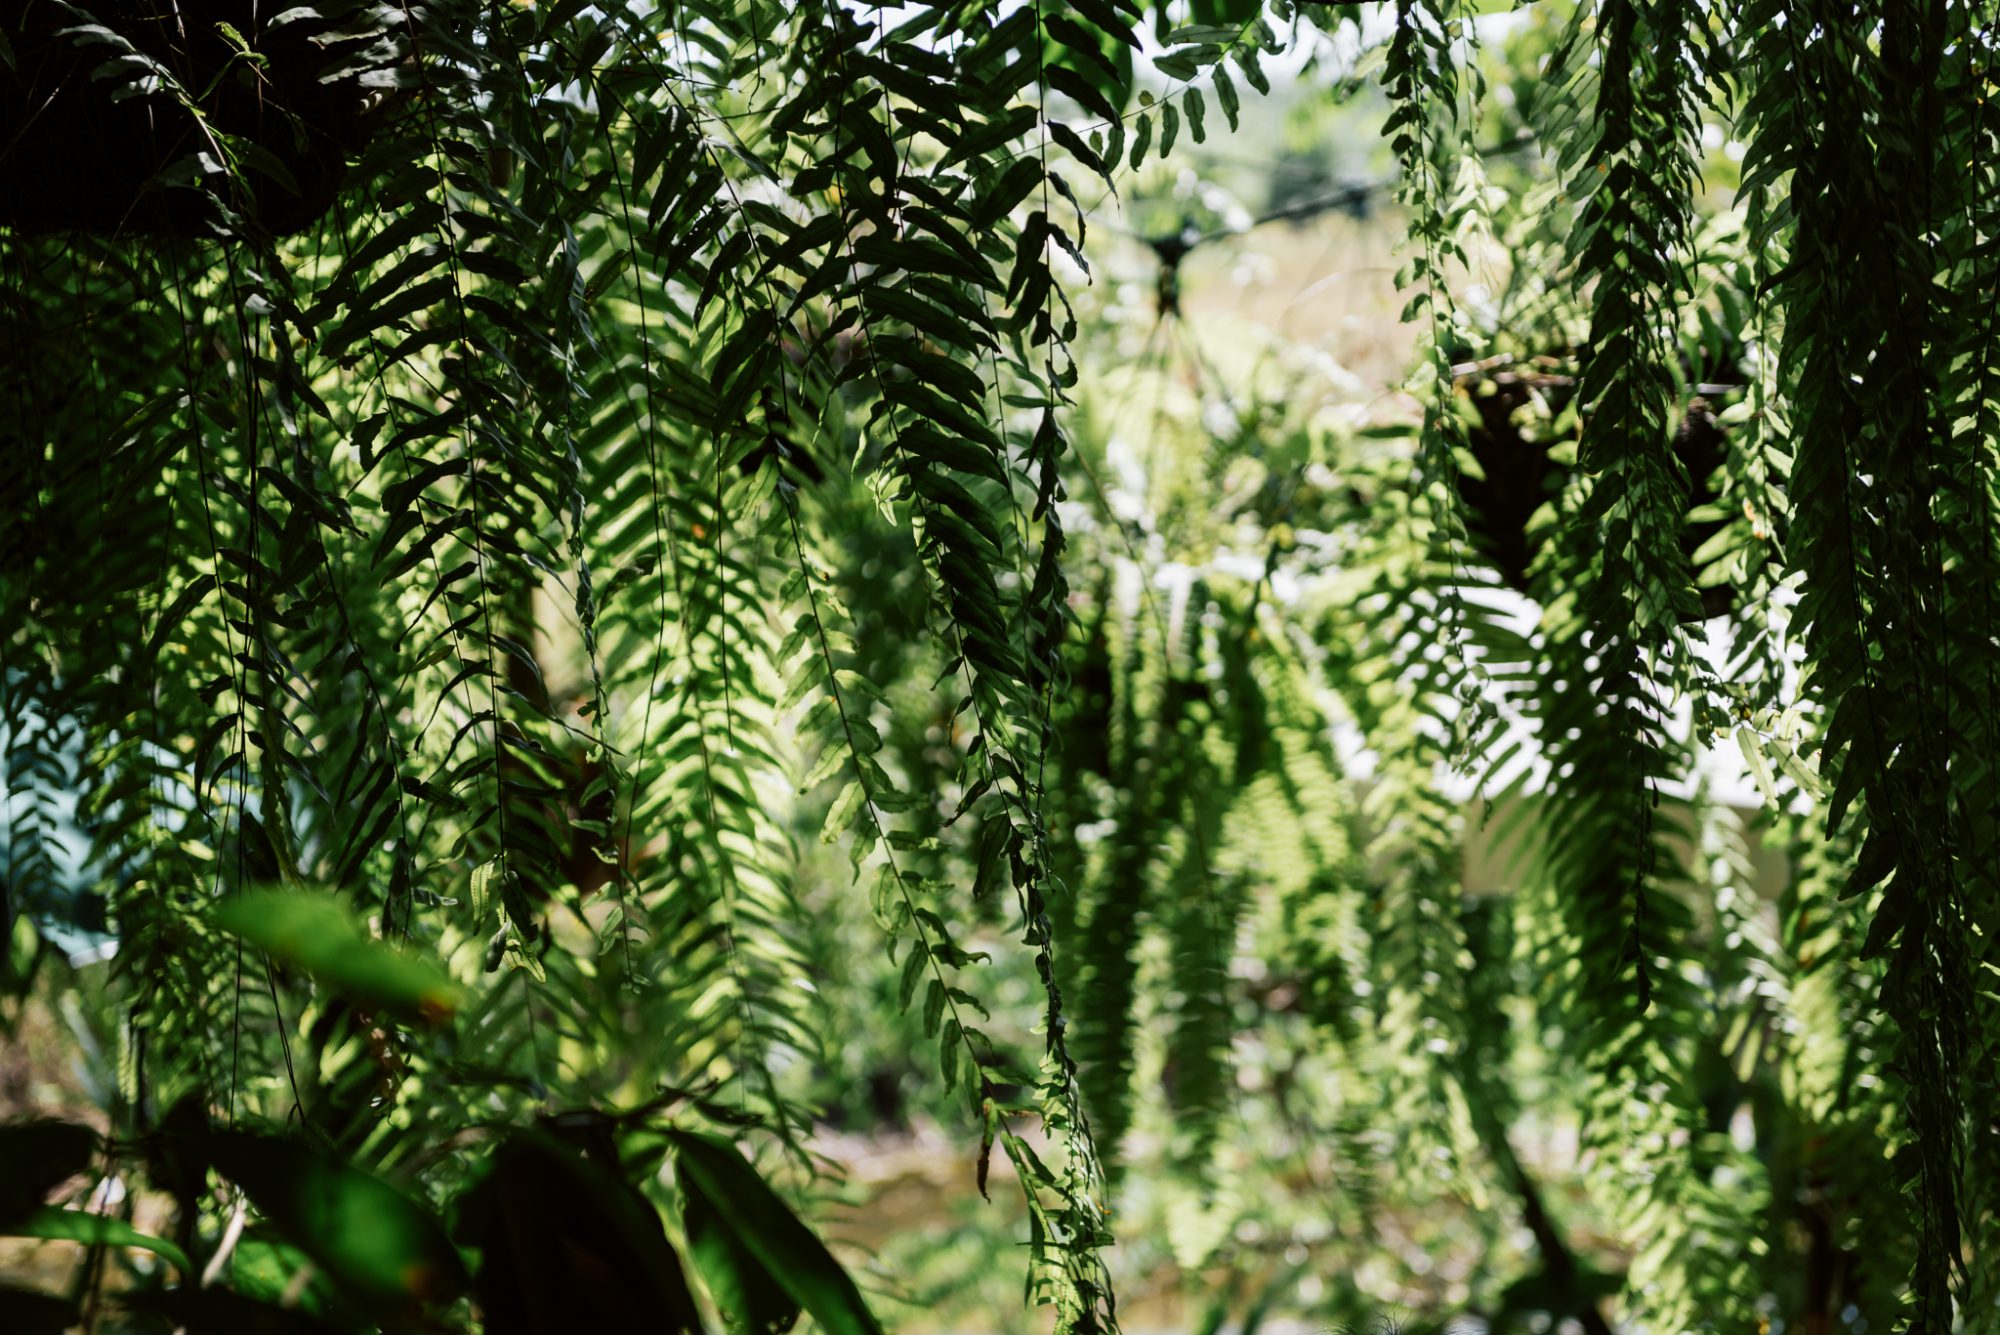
[1102,177,1388,260]
[1101,130,1541,263]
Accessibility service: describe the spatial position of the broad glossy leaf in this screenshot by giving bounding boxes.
[453,1128,702,1335]
[215,890,460,1022]
[10,1206,191,1274]
[667,1131,884,1335]
[204,1128,466,1308]
[681,1171,800,1335]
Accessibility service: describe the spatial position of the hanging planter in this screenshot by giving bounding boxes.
[1451,352,1743,620]
[0,0,415,239]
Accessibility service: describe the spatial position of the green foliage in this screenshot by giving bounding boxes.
[671,1129,886,1335]
[5,0,2000,1332]
[216,890,460,1023]
[201,1126,467,1310]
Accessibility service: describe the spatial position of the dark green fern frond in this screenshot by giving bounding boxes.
[1736,2,1985,1318]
